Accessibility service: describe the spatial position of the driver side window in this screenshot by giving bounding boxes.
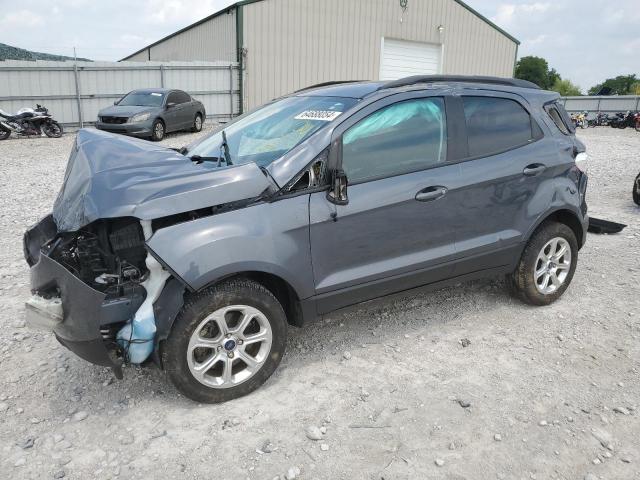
[341,97,447,183]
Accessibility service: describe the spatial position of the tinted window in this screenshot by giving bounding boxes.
[118,91,164,107]
[166,92,181,105]
[342,98,447,183]
[174,90,191,104]
[463,97,534,157]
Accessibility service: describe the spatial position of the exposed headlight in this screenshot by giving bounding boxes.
[129,112,151,123]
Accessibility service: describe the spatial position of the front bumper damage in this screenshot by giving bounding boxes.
[24,215,148,378]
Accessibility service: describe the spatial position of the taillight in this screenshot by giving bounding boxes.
[575,152,588,173]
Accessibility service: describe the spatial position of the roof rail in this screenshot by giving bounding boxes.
[294,80,366,93]
[380,75,541,91]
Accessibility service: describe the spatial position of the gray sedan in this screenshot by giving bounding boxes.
[96,88,206,141]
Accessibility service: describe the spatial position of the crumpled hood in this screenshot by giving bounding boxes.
[52,129,272,232]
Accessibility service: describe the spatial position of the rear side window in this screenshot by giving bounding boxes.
[545,101,574,135]
[342,97,447,183]
[462,96,537,157]
[175,90,192,104]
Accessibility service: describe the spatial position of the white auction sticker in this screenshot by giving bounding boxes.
[294,110,342,121]
[151,93,163,96]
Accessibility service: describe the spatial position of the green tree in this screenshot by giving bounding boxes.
[551,78,582,96]
[514,56,553,89]
[588,74,638,95]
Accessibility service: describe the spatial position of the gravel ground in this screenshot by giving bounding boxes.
[0,126,639,480]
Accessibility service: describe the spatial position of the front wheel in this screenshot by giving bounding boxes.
[151,119,165,141]
[0,127,10,140]
[163,278,287,403]
[43,121,63,138]
[635,123,640,133]
[509,222,578,306]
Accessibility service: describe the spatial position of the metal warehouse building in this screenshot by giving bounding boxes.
[122,0,519,113]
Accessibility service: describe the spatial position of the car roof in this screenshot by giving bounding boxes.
[294,76,557,103]
[129,88,174,94]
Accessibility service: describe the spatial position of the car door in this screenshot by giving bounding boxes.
[163,91,181,132]
[308,92,461,314]
[449,92,561,274]
[174,90,194,128]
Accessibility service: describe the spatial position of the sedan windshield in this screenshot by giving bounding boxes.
[187,96,358,167]
[118,92,165,107]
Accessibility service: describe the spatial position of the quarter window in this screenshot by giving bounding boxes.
[462,96,536,157]
[341,98,447,183]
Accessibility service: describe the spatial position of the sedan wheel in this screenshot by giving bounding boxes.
[192,114,203,132]
[151,120,165,141]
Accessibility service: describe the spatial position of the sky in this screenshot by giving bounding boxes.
[0,0,638,92]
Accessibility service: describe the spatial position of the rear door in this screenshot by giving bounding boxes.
[450,92,560,274]
[163,91,181,132]
[308,92,460,313]
[174,90,194,128]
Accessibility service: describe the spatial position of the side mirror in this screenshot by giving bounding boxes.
[166,102,177,109]
[113,100,118,105]
[326,169,349,205]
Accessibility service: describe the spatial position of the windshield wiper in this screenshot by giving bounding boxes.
[190,155,223,164]
[219,129,232,167]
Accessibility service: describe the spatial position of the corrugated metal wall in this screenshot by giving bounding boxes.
[241,0,517,109]
[122,10,236,62]
[561,95,640,113]
[0,60,240,125]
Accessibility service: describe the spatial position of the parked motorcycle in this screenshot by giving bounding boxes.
[587,112,610,127]
[0,104,63,140]
[634,171,640,206]
[610,111,636,129]
[571,111,588,129]
[634,112,640,132]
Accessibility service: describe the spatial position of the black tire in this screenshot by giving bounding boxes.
[43,121,63,138]
[633,173,640,206]
[163,278,287,403]
[151,119,165,141]
[635,124,640,133]
[0,127,10,140]
[191,113,203,132]
[508,221,578,306]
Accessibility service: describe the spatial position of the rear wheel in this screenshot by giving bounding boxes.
[191,113,203,132]
[43,121,63,138]
[0,127,10,140]
[633,173,640,206]
[151,119,165,141]
[509,222,578,306]
[163,278,287,403]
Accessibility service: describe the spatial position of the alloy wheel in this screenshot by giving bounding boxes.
[534,237,572,294]
[186,305,273,389]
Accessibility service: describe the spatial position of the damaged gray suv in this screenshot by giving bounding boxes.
[24,76,589,403]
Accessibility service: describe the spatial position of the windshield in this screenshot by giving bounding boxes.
[187,96,358,167]
[118,92,165,107]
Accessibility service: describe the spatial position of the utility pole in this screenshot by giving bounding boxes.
[73,47,84,128]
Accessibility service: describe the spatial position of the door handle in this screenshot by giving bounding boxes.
[523,164,547,176]
[415,186,447,202]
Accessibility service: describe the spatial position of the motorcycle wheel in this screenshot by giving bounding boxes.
[0,128,10,140]
[635,124,640,133]
[43,121,63,138]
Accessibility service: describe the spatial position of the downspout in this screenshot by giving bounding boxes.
[236,4,244,114]
[512,43,519,77]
